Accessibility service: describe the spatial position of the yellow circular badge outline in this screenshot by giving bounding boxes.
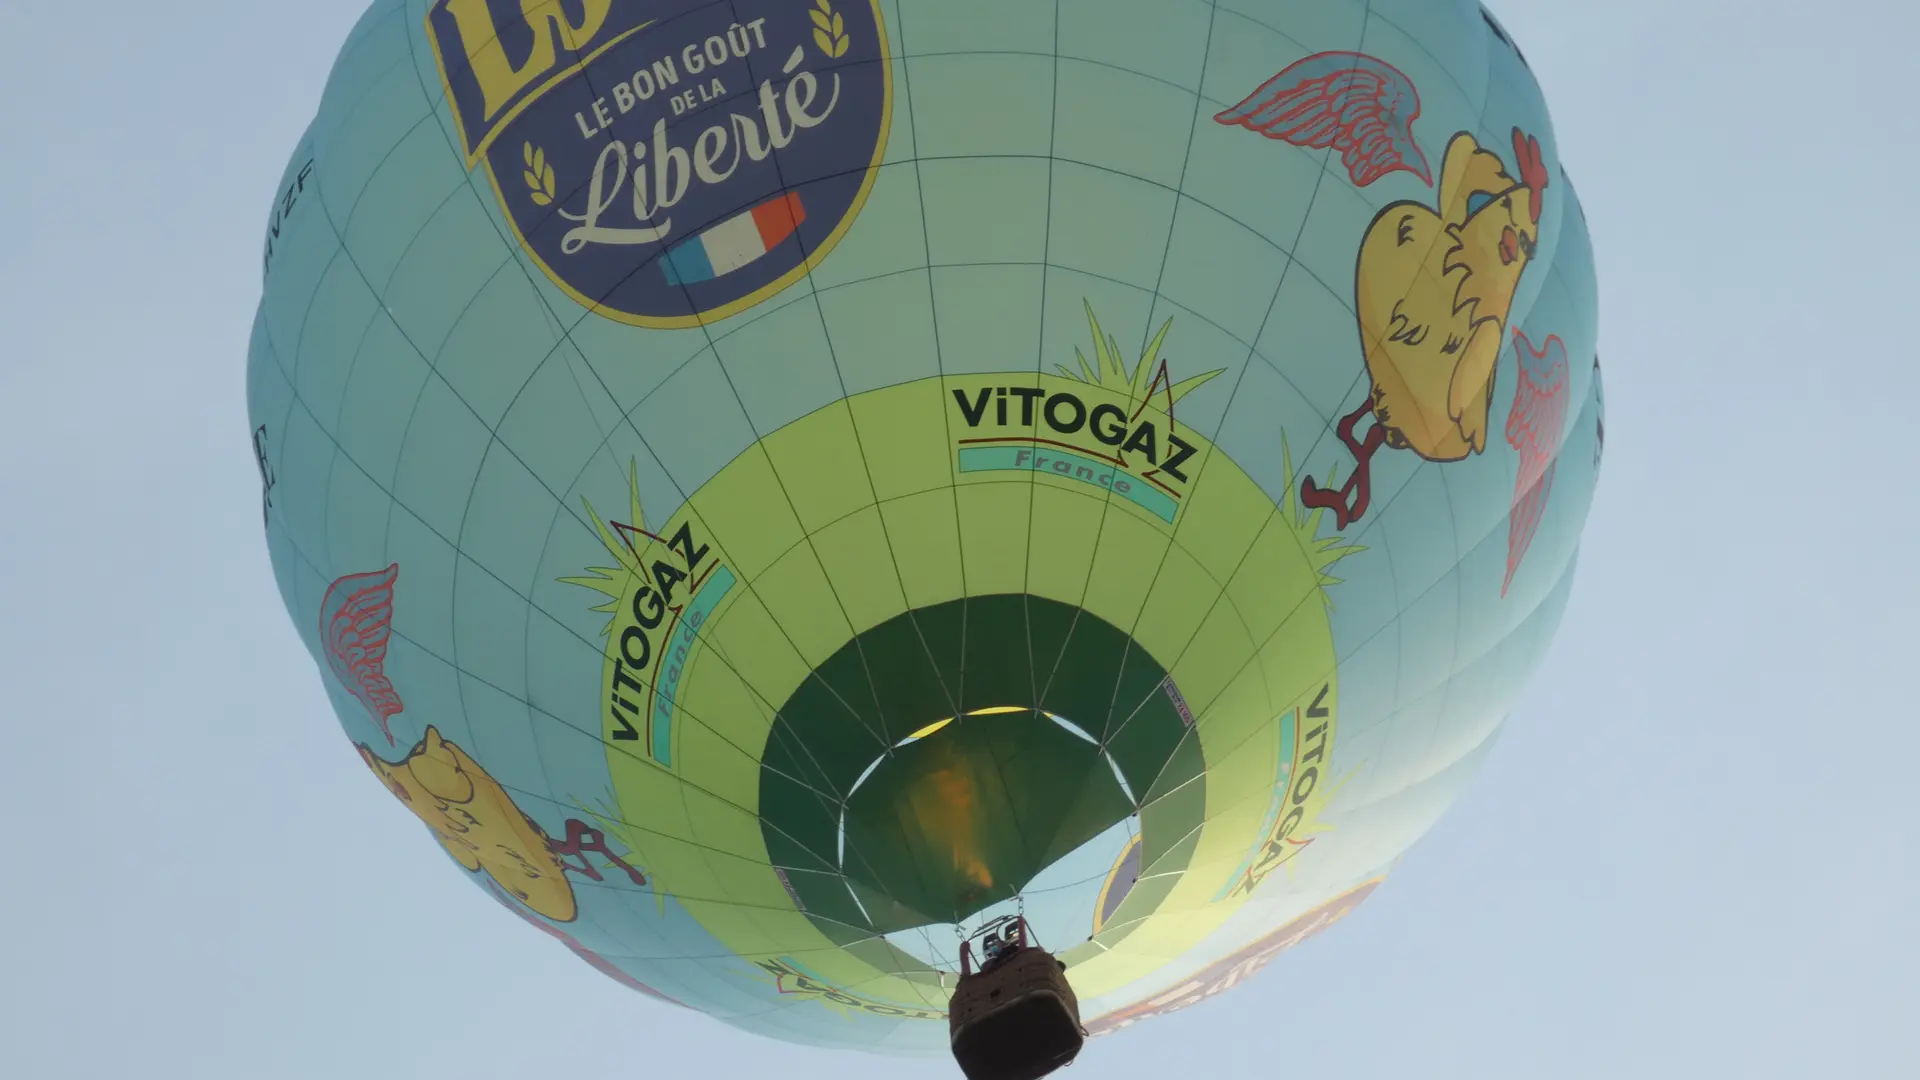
[467,2,895,329]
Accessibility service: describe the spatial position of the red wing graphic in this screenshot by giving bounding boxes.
[1504,331,1570,596]
[1214,51,1432,187]
[321,563,404,743]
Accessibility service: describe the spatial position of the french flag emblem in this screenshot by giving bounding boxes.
[660,192,808,286]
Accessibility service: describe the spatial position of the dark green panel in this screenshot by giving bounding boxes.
[759,594,1205,934]
[776,867,876,942]
[841,714,1130,928]
[765,672,891,797]
[760,768,843,869]
[1112,698,1199,809]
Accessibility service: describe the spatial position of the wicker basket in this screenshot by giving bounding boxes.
[949,941,1085,1080]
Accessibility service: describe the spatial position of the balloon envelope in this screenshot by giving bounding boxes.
[248,0,1601,1054]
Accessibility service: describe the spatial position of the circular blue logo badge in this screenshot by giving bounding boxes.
[427,0,892,326]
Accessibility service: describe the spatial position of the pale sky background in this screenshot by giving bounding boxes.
[3,1,1916,1078]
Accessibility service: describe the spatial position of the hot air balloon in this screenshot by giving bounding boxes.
[247,0,1601,1074]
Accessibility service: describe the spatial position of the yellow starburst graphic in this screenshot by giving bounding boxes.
[1056,300,1223,412]
[1279,432,1365,606]
[558,460,654,631]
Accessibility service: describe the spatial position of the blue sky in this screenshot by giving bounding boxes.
[2,1,1915,1077]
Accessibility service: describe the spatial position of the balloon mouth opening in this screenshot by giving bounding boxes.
[758,594,1204,936]
[830,706,1139,924]
[835,707,1141,871]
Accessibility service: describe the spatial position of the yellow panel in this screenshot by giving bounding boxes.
[1171,458,1269,584]
[743,907,825,962]
[748,544,858,669]
[679,896,782,958]
[908,717,953,739]
[1070,901,1238,997]
[671,683,767,811]
[1225,511,1326,644]
[1021,485,1106,606]
[608,749,695,843]
[682,785,774,875]
[764,403,880,534]
[1260,603,1338,710]
[1164,595,1258,722]
[1200,702,1279,822]
[876,488,966,608]
[697,854,795,952]
[703,588,816,720]
[628,834,717,908]
[850,378,953,502]
[1078,498,1176,632]
[808,505,911,635]
[955,481,1034,596]
[1128,541,1221,667]
[689,449,806,582]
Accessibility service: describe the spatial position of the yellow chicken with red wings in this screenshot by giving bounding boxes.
[1216,52,1552,530]
[360,726,580,921]
[1360,129,1547,458]
[1304,127,1550,527]
[358,725,652,923]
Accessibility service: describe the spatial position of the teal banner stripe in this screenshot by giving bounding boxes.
[1213,707,1299,901]
[653,565,737,766]
[958,445,1177,523]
